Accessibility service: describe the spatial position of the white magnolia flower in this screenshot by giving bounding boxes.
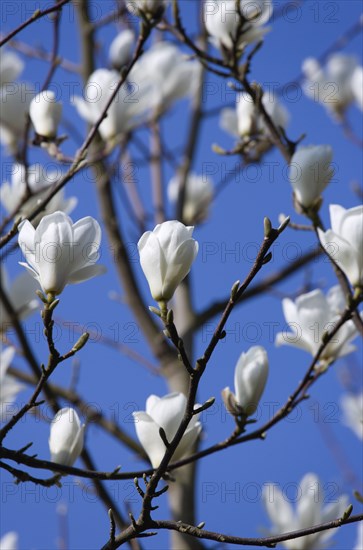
[0,347,24,423]
[133,393,202,468]
[49,407,84,467]
[263,473,348,550]
[0,531,18,550]
[167,173,213,225]
[318,204,363,288]
[222,346,268,416]
[109,29,135,70]
[302,54,358,117]
[131,42,201,115]
[18,211,106,296]
[204,0,273,53]
[275,285,359,361]
[0,50,24,87]
[138,220,199,303]
[341,392,363,440]
[289,145,333,210]
[0,163,77,225]
[221,91,289,139]
[126,0,167,18]
[351,66,363,111]
[29,90,62,138]
[73,68,148,142]
[0,82,34,153]
[0,265,39,332]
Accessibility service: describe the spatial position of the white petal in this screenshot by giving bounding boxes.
[296,473,321,529]
[220,108,239,137]
[173,421,202,461]
[319,228,360,286]
[34,212,73,294]
[329,204,346,234]
[149,392,187,442]
[18,219,36,269]
[263,484,295,532]
[72,216,102,267]
[145,394,161,415]
[67,264,106,284]
[162,239,198,300]
[138,231,164,301]
[133,411,165,468]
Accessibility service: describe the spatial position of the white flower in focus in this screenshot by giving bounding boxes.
[29,90,62,138]
[138,220,199,303]
[275,285,359,361]
[289,145,333,210]
[18,211,106,296]
[0,347,24,423]
[167,173,213,225]
[0,265,39,332]
[0,531,18,550]
[131,42,201,115]
[126,0,168,18]
[222,346,268,416]
[0,50,24,87]
[109,29,135,70]
[0,82,34,153]
[317,204,363,288]
[341,392,363,440]
[0,163,77,225]
[263,473,348,550]
[73,69,148,142]
[133,393,202,468]
[351,66,363,111]
[302,54,358,117]
[49,407,85,467]
[204,0,273,54]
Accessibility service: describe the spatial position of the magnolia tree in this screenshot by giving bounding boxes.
[0,1,362,549]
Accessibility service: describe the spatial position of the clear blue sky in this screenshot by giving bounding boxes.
[1,1,362,549]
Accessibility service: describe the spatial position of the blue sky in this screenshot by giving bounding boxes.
[1,1,362,549]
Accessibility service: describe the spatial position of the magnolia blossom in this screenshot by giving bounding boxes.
[341,392,363,440]
[263,473,348,550]
[0,347,24,423]
[29,90,62,138]
[131,42,200,115]
[0,163,77,225]
[0,531,18,550]
[73,68,148,142]
[0,50,23,87]
[204,0,273,53]
[0,82,34,153]
[222,346,268,416]
[289,145,333,210]
[133,393,202,468]
[302,54,359,117]
[109,29,135,70]
[167,173,213,224]
[18,211,106,296]
[351,66,363,111]
[318,204,363,288]
[126,0,167,18]
[0,265,39,332]
[221,91,289,140]
[138,220,199,303]
[275,285,359,361]
[49,408,84,466]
